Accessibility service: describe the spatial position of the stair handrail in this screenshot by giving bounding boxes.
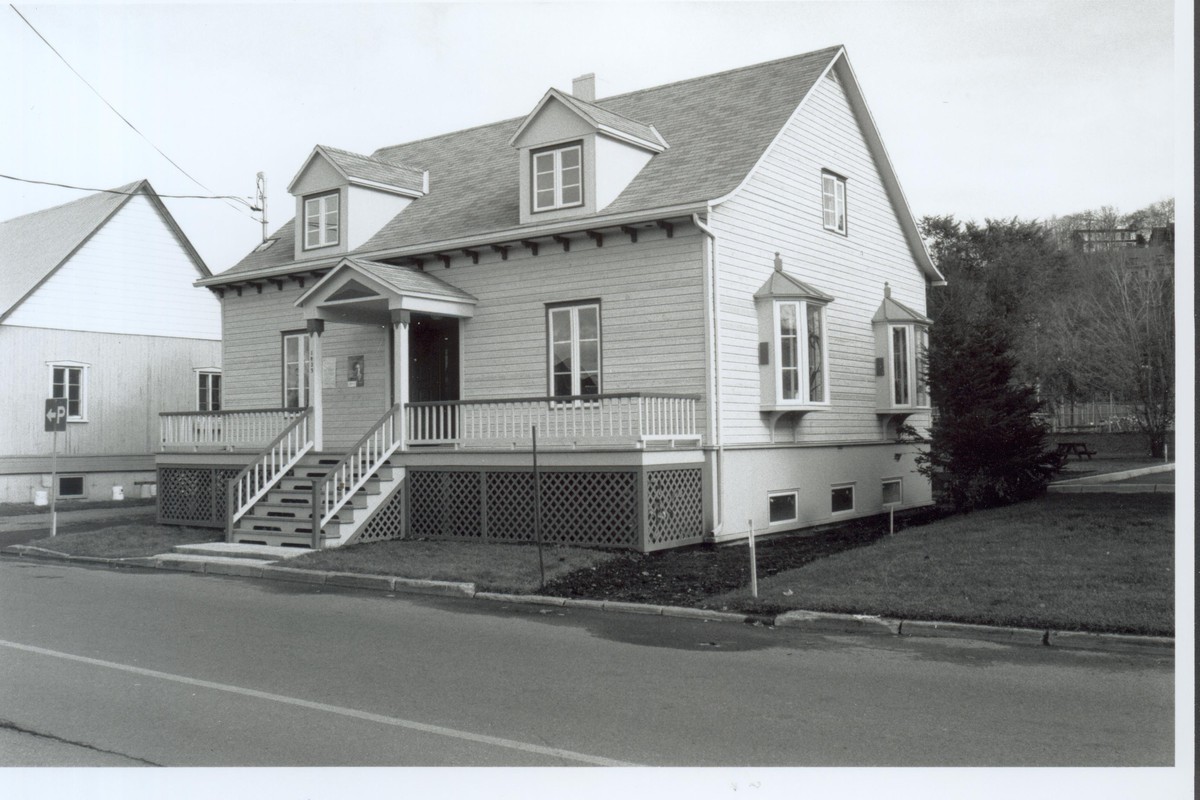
[225,408,314,542]
[310,404,402,548]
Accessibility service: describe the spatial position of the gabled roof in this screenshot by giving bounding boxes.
[287,145,426,196]
[0,180,210,320]
[219,45,942,286]
[508,88,667,152]
[297,256,477,308]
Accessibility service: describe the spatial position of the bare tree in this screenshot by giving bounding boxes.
[1068,250,1174,456]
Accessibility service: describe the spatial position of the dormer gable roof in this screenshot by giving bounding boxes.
[287,145,427,197]
[508,88,667,152]
[0,179,209,320]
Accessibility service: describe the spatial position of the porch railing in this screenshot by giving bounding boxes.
[160,408,305,451]
[224,409,314,541]
[310,404,402,547]
[406,393,701,448]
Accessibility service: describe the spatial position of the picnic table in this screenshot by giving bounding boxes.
[1056,441,1096,460]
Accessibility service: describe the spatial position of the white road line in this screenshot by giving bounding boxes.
[0,639,636,767]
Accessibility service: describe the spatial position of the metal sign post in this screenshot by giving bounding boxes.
[44,399,68,537]
[747,518,758,598]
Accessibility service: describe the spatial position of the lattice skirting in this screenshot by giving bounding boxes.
[407,466,704,552]
[356,484,406,543]
[157,465,242,528]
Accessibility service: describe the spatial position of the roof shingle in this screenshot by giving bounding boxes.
[221,47,842,278]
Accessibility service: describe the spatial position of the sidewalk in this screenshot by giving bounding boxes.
[1048,463,1175,494]
[2,540,1174,658]
[0,505,156,533]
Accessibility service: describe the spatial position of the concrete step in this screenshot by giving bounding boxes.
[172,542,311,561]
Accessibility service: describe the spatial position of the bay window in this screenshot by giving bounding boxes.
[774,299,827,405]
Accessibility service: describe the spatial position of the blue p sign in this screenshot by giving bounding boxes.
[45,399,68,432]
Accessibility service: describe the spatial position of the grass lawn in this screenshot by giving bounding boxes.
[20,524,221,558]
[287,539,621,593]
[712,493,1174,636]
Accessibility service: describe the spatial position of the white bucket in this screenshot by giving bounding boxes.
[111,485,124,501]
[33,489,49,506]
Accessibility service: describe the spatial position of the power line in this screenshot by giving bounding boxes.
[0,172,259,207]
[8,5,259,222]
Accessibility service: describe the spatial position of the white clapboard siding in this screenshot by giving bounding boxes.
[4,194,220,340]
[218,226,708,449]
[0,326,221,457]
[712,71,932,446]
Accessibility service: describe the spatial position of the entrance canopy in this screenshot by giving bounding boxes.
[295,256,476,324]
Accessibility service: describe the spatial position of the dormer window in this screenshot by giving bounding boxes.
[304,191,340,249]
[532,143,583,212]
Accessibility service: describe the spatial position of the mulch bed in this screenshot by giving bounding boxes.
[541,509,947,607]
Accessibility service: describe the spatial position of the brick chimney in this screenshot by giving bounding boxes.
[572,73,596,103]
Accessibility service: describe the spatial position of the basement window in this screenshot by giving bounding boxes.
[831,484,855,514]
[768,491,798,525]
[58,475,84,498]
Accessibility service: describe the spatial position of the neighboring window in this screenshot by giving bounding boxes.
[58,476,84,498]
[198,371,222,412]
[49,363,87,421]
[768,491,798,524]
[776,300,827,404]
[881,479,903,506]
[889,324,929,407]
[822,171,847,234]
[532,143,583,212]
[548,302,601,398]
[282,332,310,407]
[831,484,855,514]
[303,192,340,249]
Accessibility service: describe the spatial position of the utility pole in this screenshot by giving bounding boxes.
[255,172,268,242]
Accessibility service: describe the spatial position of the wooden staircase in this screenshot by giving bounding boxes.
[230,452,402,548]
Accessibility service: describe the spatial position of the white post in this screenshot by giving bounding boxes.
[747,518,758,598]
[392,311,410,450]
[308,319,325,451]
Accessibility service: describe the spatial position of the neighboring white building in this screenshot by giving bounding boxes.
[0,180,221,503]
[158,46,943,551]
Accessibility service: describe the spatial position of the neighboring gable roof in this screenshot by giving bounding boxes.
[0,180,210,320]
[288,145,426,196]
[218,45,940,285]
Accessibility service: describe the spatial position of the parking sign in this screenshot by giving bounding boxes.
[45,398,68,432]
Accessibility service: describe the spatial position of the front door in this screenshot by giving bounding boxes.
[409,314,460,404]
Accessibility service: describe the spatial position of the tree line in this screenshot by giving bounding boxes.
[911,199,1174,510]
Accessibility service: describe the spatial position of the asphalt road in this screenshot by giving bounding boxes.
[0,558,1175,773]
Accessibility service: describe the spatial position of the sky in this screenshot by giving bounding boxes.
[0,0,1187,277]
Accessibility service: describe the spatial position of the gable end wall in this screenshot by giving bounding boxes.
[712,72,931,446]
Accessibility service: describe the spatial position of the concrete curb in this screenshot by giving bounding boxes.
[0,545,1173,656]
[1050,463,1175,486]
[776,610,901,635]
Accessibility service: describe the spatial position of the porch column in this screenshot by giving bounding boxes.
[391,310,410,449]
[307,318,325,451]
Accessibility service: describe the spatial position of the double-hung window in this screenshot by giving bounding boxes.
[532,143,583,212]
[548,302,601,398]
[197,370,222,411]
[282,332,310,408]
[49,363,87,421]
[775,300,827,405]
[888,324,929,407]
[303,191,339,249]
[822,171,847,235]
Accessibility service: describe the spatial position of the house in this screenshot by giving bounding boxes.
[0,181,221,504]
[157,45,943,552]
